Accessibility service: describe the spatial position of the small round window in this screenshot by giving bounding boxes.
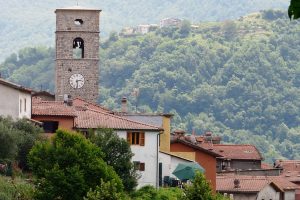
[74,19,83,26]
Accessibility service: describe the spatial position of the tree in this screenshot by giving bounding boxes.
[182,171,228,200]
[0,117,42,171]
[288,0,300,20]
[179,20,191,37]
[84,179,129,200]
[28,129,123,200]
[90,128,137,192]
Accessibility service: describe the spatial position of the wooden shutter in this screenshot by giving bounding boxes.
[127,132,132,144]
[140,163,145,171]
[140,132,145,146]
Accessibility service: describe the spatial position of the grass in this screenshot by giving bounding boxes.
[0,175,34,200]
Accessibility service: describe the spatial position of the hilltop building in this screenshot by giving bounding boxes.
[160,18,182,28]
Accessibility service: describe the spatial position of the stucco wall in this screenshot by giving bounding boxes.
[257,184,280,200]
[285,190,296,200]
[227,193,257,200]
[117,130,159,188]
[32,116,74,132]
[0,84,31,119]
[159,152,192,180]
[124,115,171,152]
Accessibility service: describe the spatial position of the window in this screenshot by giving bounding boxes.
[133,161,145,171]
[20,99,22,113]
[127,131,145,146]
[24,98,26,112]
[42,121,59,133]
[73,37,84,58]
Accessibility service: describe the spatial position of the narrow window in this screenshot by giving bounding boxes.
[73,37,84,59]
[24,98,26,112]
[20,99,22,113]
[140,163,145,171]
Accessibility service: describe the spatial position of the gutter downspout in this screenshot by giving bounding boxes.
[156,130,163,189]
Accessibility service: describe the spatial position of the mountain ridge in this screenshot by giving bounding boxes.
[0,0,288,61]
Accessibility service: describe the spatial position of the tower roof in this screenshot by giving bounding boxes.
[55,6,101,12]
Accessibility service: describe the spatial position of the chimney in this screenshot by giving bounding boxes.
[234,179,240,188]
[64,94,73,106]
[121,97,127,113]
[173,130,185,139]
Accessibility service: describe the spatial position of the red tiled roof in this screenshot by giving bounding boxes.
[170,137,222,157]
[275,160,300,171]
[261,162,274,169]
[72,98,112,113]
[274,160,300,183]
[32,98,161,131]
[200,144,263,160]
[0,78,32,93]
[32,98,76,117]
[217,175,298,193]
[75,108,162,131]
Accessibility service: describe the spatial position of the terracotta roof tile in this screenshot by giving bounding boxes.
[32,98,76,117]
[75,108,161,131]
[32,98,161,131]
[170,137,222,157]
[72,98,112,113]
[217,175,298,193]
[0,78,32,93]
[275,160,300,171]
[261,162,274,169]
[200,144,263,160]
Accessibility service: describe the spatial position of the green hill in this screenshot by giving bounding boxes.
[0,0,288,61]
[1,10,300,162]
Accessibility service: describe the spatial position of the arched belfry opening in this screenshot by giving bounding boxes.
[73,37,84,58]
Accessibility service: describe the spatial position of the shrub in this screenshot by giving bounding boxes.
[28,129,122,200]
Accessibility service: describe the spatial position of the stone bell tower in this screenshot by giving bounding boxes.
[55,6,101,103]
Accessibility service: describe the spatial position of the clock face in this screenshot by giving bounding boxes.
[69,74,85,89]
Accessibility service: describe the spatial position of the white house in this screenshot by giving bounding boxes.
[0,78,32,119]
[31,97,162,188]
[159,151,193,186]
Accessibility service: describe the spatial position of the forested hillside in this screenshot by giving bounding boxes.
[1,10,300,162]
[0,0,288,61]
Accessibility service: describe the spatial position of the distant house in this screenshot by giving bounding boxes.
[275,160,300,184]
[201,144,264,172]
[160,18,182,28]
[32,91,55,101]
[136,25,151,34]
[170,134,222,191]
[31,97,162,188]
[120,27,136,37]
[0,78,32,119]
[217,175,298,200]
[136,24,159,34]
[274,160,300,199]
